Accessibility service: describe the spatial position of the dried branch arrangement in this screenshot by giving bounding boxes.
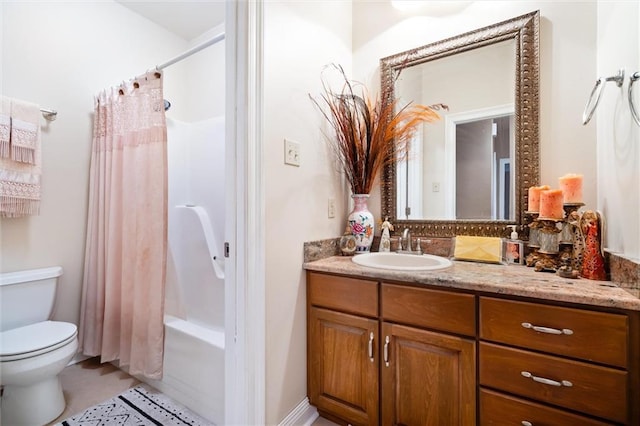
[311,64,443,195]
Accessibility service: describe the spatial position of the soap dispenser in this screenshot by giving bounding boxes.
[503,225,524,264]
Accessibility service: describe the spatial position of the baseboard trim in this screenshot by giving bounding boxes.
[278,397,318,426]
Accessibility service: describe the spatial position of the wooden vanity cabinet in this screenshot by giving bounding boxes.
[380,283,476,426]
[307,270,639,425]
[307,273,380,426]
[307,272,476,425]
[479,296,635,425]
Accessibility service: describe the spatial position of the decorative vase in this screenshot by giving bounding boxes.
[348,194,374,253]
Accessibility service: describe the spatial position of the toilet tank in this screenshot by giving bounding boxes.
[0,266,63,332]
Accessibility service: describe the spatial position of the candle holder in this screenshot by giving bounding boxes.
[562,202,585,274]
[522,211,537,242]
[560,203,584,240]
[534,218,562,272]
[524,211,540,267]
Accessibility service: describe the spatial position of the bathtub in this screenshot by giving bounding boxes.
[142,315,224,424]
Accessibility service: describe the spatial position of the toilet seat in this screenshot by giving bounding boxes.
[0,320,77,362]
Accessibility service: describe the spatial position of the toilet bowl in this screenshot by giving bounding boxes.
[0,267,79,426]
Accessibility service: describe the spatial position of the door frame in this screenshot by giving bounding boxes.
[225,1,266,424]
[444,104,514,219]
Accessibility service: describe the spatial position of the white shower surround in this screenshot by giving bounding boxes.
[141,116,226,424]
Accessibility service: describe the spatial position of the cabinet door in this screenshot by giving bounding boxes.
[381,322,476,426]
[309,307,379,426]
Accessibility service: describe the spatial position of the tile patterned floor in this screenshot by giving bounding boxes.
[48,357,337,425]
[47,357,141,425]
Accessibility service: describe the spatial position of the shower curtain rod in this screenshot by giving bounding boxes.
[156,32,225,70]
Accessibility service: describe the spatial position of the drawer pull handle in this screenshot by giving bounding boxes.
[521,371,573,387]
[521,322,573,335]
[383,335,390,367]
[521,422,533,426]
[368,332,374,363]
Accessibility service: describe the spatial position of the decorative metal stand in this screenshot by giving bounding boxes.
[526,202,586,275]
[524,211,540,267]
[534,217,563,272]
[557,203,585,278]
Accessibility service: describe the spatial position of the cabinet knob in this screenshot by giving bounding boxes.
[521,421,533,426]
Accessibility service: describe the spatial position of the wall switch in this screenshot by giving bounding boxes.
[284,139,301,166]
[432,182,440,192]
[328,198,336,218]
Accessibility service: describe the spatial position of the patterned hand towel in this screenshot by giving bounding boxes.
[0,98,41,217]
[10,98,40,164]
[0,97,10,158]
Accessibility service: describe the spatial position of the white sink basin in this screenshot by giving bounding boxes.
[352,252,452,271]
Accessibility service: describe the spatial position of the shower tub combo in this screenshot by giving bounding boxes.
[141,116,226,425]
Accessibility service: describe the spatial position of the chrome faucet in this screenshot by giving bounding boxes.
[397,229,423,255]
[402,228,411,251]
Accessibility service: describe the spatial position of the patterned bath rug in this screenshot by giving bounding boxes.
[55,385,214,426]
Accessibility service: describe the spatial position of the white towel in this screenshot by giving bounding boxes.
[10,98,40,164]
[0,98,41,217]
[0,97,10,158]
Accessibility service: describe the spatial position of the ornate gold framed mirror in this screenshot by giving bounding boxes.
[380,11,539,237]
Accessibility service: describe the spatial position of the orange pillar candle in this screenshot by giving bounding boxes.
[527,185,550,212]
[539,189,564,219]
[559,173,583,204]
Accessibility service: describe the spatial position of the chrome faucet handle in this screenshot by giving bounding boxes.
[416,238,422,255]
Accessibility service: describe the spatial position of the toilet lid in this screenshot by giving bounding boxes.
[0,320,78,361]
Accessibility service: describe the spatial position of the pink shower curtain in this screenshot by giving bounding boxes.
[79,71,167,379]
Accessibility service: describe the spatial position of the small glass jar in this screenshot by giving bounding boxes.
[339,227,357,256]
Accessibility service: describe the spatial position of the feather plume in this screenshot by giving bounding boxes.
[311,64,444,195]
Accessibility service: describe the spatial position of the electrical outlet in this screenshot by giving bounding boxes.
[284,139,300,166]
[432,182,440,192]
[328,198,336,218]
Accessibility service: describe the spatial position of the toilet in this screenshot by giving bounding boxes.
[0,266,78,426]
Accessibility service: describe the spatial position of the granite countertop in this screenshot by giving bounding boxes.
[303,256,640,311]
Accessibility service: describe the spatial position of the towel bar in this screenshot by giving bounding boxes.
[629,71,640,127]
[40,108,57,121]
[582,69,625,125]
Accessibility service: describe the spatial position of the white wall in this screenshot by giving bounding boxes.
[596,0,640,260]
[0,1,189,326]
[353,1,598,222]
[181,24,226,121]
[263,1,352,423]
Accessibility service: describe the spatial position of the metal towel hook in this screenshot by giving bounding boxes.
[629,71,640,127]
[582,68,625,125]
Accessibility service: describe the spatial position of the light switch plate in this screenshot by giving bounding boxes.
[284,139,300,166]
[328,198,336,218]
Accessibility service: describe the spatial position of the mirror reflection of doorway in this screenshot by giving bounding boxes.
[455,114,512,220]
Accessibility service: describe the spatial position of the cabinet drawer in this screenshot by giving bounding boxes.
[382,283,475,336]
[480,388,614,426]
[480,297,628,367]
[308,272,378,317]
[479,342,627,423]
